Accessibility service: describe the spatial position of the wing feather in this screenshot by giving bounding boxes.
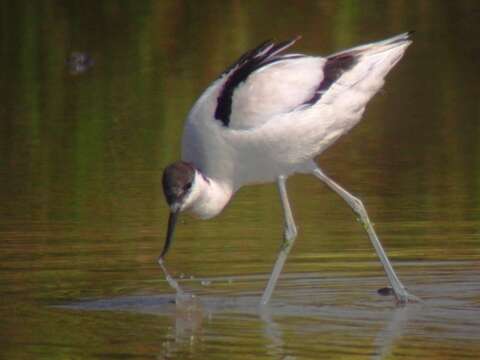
[183,33,412,183]
[215,37,308,127]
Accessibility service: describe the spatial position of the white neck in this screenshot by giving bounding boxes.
[184,171,233,220]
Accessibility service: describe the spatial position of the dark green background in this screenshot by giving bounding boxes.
[1,1,479,359]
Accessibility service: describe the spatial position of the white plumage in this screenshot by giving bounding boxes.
[160,32,419,305]
[182,33,410,203]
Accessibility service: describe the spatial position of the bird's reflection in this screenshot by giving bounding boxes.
[257,299,422,360]
[159,306,204,359]
[258,305,286,359]
[158,261,204,359]
[371,304,421,359]
[157,263,421,360]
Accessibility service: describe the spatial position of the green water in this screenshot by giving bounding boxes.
[1,1,479,359]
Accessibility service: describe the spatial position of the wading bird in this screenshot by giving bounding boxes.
[160,32,418,305]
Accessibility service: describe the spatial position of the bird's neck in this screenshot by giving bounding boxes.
[188,171,234,220]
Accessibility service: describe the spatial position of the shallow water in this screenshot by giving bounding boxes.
[1,1,480,359]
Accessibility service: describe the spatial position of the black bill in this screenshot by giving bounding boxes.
[159,210,179,259]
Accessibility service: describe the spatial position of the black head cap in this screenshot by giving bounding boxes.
[162,161,195,207]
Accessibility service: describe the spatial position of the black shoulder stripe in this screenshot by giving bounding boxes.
[215,38,300,127]
[303,52,358,106]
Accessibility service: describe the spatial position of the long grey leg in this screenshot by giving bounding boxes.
[312,166,419,304]
[260,175,298,305]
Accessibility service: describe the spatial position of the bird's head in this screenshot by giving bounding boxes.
[160,161,196,259]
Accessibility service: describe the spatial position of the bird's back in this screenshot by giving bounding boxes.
[182,33,412,187]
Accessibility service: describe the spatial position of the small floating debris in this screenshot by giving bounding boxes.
[201,279,211,286]
[377,287,394,296]
[66,51,94,75]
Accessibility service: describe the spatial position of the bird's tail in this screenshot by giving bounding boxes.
[329,32,413,59]
[321,32,413,105]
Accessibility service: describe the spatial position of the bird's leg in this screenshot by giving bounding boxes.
[277,175,298,247]
[260,175,298,305]
[312,167,420,305]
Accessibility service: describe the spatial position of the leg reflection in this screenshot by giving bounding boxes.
[372,304,422,359]
[258,306,287,359]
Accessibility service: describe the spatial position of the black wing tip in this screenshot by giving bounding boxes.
[292,34,302,43]
[387,31,415,46]
[274,35,302,51]
[215,36,302,126]
[257,35,301,46]
[398,31,414,42]
[284,35,302,45]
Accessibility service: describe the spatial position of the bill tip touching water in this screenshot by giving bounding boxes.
[160,32,420,305]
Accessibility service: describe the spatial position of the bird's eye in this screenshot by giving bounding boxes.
[184,182,192,191]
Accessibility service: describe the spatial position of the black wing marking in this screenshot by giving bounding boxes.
[302,52,358,106]
[303,32,414,106]
[215,37,302,127]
